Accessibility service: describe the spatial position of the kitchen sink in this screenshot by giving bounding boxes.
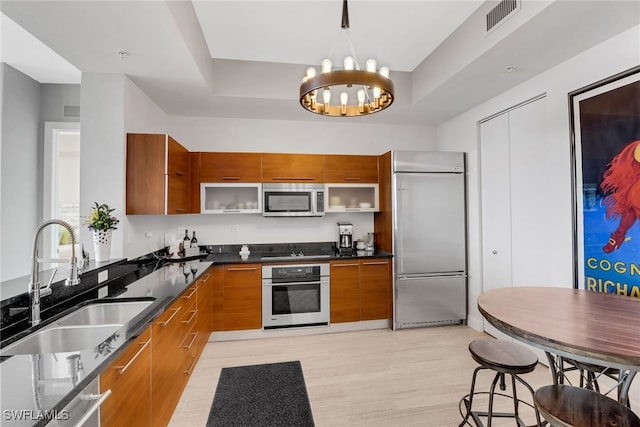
[56,300,154,327]
[0,325,122,356]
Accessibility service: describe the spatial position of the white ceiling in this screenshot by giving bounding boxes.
[1,1,639,126]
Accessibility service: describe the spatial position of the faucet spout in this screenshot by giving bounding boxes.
[29,219,81,326]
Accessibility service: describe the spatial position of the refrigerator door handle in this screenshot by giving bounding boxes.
[396,272,467,280]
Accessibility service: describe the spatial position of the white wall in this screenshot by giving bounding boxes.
[79,73,126,260]
[1,64,40,280]
[437,25,640,331]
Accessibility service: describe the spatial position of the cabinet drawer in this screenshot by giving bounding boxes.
[100,328,151,427]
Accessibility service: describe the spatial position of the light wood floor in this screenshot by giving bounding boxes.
[169,325,556,427]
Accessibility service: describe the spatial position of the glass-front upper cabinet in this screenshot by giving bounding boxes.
[325,184,379,212]
[201,183,262,214]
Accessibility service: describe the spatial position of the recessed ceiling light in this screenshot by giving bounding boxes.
[505,66,515,73]
[117,50,129,59]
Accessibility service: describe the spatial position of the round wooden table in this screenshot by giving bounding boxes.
[478,286,640,404]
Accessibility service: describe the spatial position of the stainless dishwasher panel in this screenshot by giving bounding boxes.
[395,274,466,329]
[47,376,110,427]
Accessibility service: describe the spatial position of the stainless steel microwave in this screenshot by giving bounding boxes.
[262,183,325,217]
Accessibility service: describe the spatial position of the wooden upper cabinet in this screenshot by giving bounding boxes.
[261,153,325,183]
[199,152,262,182]
[126,133,195,215]
[325,155,379,183]
[126,133,166,215]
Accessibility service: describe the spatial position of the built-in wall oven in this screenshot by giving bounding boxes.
[262,263,330,329]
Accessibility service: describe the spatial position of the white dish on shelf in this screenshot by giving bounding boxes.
[359,202,372,208]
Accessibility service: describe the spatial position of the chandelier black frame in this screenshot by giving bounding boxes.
[299,0,394,117]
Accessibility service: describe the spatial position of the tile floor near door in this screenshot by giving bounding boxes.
[169,326,554,427]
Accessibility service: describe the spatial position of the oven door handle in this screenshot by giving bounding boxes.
[263,281,324,286]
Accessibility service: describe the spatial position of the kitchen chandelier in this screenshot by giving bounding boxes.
[299,0,394,117]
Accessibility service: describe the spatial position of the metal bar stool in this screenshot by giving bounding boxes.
[459,339,542,427]
[534,384,640,427]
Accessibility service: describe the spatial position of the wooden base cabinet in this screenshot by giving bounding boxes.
[210,264,261,331]
[100,328,152,427]
[330,261,361,323]
[360,259,391,320]
[330,258,391,323]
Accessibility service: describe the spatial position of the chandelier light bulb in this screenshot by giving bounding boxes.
[357,89,365,112]
[379,66,390,78]
[373,87,381,109]
[323,88,331,113]
[340,92,348,115]
[306,67,317,79]
[343,56,355,71]
[321,59,332,74]
[366,59,377,73]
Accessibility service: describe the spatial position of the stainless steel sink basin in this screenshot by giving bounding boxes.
[56,301,154,327]
[0,325,122,356]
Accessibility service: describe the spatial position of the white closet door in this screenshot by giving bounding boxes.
[508,98,555,286]
[479,113,512,340]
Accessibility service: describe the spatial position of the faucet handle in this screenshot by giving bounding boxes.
[40,268,57,297]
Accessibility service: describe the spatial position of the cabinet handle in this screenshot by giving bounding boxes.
[115,338,151,375]
[184,332,198,350]
[175,171,186,177]
[198,274,211,283]
[222,209,241,213]
[182,288,197,300]
[184,356,197,375]
[271,177,314,181]
[174,208,186,213]
[227,267,257,271]
[344,177,361,181]
[221,176,240,181]
[160,306,181,326]
[361,261,388,266]
[182,309,197,325]
[333,263,359,267]
[77,389,112,427]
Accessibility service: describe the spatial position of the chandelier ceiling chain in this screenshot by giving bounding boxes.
[299,0,395,117]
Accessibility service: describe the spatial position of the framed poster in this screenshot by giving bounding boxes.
[571,66,640,295]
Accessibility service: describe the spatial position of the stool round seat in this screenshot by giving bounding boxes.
[469,338,538,375]
[534,384,640,427]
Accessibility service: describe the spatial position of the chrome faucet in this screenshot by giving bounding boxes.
[29,219,81,326]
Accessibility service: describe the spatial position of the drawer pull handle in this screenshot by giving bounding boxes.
[160,306,181,326]
[183,288,197,300]
[344,177,361,181]
[198,274,211,283]
[184,356,197,375]
[182,310,197,325]
[361,261,388,266]
[227,267,257,271]
[116,338,151,375]
[221,176,240,180]
[333,263,359,267]
[184,332,198,350]
[272,177,314,181]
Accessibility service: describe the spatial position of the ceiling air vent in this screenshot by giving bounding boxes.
[486,0,520,33]
[63,105,80,118]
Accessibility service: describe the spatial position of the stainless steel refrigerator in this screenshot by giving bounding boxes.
[393,151,467,329]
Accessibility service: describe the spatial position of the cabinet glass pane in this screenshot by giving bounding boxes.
[201,184,261,213]
[326,184,378,212]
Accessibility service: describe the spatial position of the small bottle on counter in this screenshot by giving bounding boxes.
[191,231,198,247]
[183,229,191,251]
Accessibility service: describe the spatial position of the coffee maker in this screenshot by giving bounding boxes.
[337,222,354,256]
